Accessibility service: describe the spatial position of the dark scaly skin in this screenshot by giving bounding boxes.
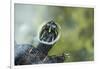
[15,21,64,65]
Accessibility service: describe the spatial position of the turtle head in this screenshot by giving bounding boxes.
[39,20,61,45]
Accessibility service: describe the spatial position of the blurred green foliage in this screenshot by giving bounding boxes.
[48,7,94,62]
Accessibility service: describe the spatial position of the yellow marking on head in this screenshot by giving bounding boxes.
[49,27,51,32]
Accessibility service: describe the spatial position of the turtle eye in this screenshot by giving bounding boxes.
[52,25,56,29]
[46,23,50,26]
